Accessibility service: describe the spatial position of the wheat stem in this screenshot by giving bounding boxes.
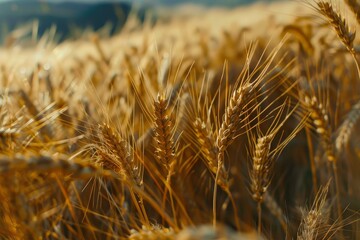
[257,201,262,234]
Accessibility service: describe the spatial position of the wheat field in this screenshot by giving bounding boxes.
[0,0,360,239]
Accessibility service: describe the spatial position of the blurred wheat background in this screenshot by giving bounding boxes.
[0,0,360,239]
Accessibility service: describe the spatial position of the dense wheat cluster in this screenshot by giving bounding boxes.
[1,1,360,239]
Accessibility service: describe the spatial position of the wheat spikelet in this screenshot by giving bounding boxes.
[153,93,176,173]
[316,1,356,54]
[216,82,253,165]
[250,101,300,203]
[297,181,331,240]
[303,94,335,162]
[250,134,275,204]
[335,99,360,152]
[194,118,228,189]
[97,123,142,186]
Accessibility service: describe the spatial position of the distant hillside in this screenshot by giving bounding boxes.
[0,1,142,43]
[149,0,279,7]
[0,0,275,44]
[155,0,255,7]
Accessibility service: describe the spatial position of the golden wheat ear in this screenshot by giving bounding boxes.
[96,123,143,187]
[297,181,331,240]
[249,100,304,234]
[315,1,356,54]
[194,118,228,190]
[314,0,360,77]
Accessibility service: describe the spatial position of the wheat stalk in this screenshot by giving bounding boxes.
[263,193,288,236]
